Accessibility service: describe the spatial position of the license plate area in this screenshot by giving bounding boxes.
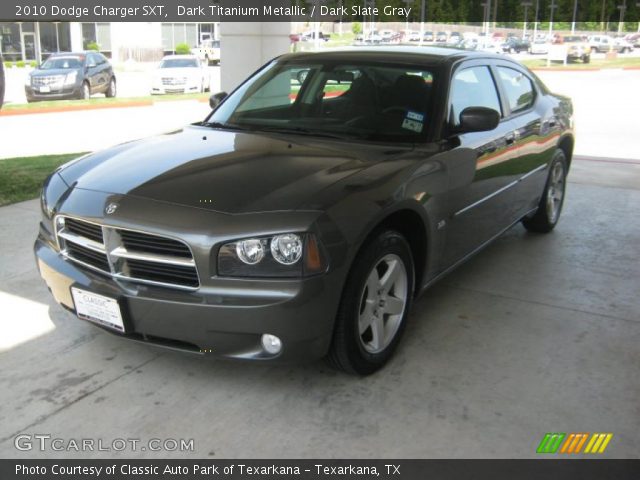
[71,287,125,333]
[39,86,51,93]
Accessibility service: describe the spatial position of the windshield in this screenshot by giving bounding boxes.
[161,58,199,68]
[40,56,83,70]
[207,60,436,143]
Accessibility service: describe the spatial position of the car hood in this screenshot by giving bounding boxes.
[31,68,79,77]
[156,67,200,78]
[59,125,403,214]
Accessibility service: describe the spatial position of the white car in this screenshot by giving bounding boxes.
[529,39,550,55]
[151,55,210,95]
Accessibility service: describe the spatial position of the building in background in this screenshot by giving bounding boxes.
[0,22,218,63]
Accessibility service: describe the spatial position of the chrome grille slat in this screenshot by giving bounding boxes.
[55,216,199,290]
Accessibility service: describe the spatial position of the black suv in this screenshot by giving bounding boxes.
[502,38,531,53]
[25,51,116,102]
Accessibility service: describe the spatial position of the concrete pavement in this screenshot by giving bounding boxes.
[0,157,638,458]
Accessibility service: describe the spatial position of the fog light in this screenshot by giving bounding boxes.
[261,334,282,355]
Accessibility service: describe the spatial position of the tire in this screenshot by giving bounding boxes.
[522,150,568,233]
[583,54,590,63]
[327,230,414,375]
[105,77,116,98]
[80,82,90,100]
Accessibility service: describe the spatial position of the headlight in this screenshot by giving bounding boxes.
[64,71,78,85]
[218,233,326,277]
[271,234,303,265]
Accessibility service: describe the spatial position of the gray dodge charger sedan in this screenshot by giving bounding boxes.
[35,47,574,374]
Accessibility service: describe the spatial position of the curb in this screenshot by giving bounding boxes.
[0,100,153,116]
[0,96,212,117]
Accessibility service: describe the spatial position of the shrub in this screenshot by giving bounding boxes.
[175,43,191,55]
[352,22,362,35]
[16,61,25,68]
[29,61,37,68]
[86,41,100,51]
[4,61,13,69]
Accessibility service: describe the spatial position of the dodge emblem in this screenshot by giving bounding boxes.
[105,203,118,215]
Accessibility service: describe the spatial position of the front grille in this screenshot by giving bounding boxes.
[120,230,191,258]
[127,259,199,288]
[66,242,110,272]
[65,218,104,243]
[55,217,199,290]
[162,77,187,85]
[32,75,64,86]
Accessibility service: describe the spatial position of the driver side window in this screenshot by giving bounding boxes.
[450,66,502,126]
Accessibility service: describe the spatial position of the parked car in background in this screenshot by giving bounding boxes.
[436,32,448,43]
[588,35,633,53]
[25,52,116,102]
[560,35,591,62]
[529,39,550,54]
[192,39,220,65]
[0,54,5,110]
[151,55,210,95]
[301,31,330,42]
[401,30,417,42]
[624,33,640,48]
[423,31,434,42]
[449,31,462,44]
[502,38,530,53]
[36,47,574,375]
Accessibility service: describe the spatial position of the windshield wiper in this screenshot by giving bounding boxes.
[255,125,368,141]
[197,121,248,131]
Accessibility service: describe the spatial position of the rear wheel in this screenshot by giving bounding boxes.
[327,230,414,375]
[522,150,567,233]
[582,54,591,63]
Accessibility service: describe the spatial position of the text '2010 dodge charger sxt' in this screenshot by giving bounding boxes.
[35,47,574,375]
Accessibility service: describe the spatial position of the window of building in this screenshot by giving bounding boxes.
[0,22,22,61]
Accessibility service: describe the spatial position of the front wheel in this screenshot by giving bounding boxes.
[522,150,567,233]
[105,78,116,98]
[80,82,90,100]
[582,54,591,63]
[327,230,414,375]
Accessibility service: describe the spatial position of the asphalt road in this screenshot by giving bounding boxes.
[0,157,639,458]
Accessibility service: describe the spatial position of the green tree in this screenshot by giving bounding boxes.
[175,43,191,55]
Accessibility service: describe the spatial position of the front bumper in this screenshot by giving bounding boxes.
[25,84,82,101]
[35,234,340,362]
[151,84,201,95]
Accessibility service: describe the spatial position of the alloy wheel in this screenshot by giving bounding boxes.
[358,254,408,354]
[546,161,565,224]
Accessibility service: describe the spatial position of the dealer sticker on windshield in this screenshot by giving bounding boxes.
[402,111,425,133]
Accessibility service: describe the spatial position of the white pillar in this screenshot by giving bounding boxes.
[69,22,83,52]
[219,22,290,93]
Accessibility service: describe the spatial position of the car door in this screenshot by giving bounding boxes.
[492,62,554,221]
[87,53,108,93]
[439,61,520,268]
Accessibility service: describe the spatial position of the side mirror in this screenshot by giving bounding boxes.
[455,106,500,134]
[209,91,228,109]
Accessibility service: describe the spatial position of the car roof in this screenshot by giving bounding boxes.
[162,55,199,60]
[278,45,505,65]
[48,52,93,57]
